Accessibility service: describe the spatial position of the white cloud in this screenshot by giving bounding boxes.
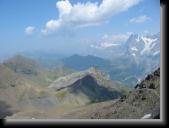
[102,34,109,39]
[91,32,133,49]
[42,0,141,34]
[25,26,35,35]
[100,42,121,48]
[101,32,133,44]
[110,32,133,43]
[130,15,151,23]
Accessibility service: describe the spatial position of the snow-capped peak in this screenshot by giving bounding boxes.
[89,32,160,60]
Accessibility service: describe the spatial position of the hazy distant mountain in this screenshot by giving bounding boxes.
[3,54,74,87]
[6,32,159,88]
[61,54,112,71]
[89,32,160,59]
[123,33,160,84]
[125,33,160,57]
[3,54,39,76]
[3,53,139,87]
[88,32,160,87]
[22,51,67,68]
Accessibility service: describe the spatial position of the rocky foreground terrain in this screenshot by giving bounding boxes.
[58,68,160,119]
[5,68,160,119]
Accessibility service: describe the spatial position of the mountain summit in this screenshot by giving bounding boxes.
[49,67,128,104]
[3,54,39,76]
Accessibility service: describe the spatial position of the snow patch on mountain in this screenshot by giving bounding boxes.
[141,113,152,119]
[140,37,158,55]
[141,37,158,45]
[132,53,136,57]
[153,50,160,56]
[131,47,138,51]
[136,35,141,42]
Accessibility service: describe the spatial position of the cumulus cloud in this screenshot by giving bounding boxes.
[129,15,151,23]
[42,0,141,34]
[25,26,35,35]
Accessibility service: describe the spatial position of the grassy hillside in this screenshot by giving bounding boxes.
[0,64,59,118]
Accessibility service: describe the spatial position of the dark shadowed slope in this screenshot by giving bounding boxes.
[0,101,13,119]
[57,68,160,119]
[49,67,129,105]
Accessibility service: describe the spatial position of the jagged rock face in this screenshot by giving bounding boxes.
[90,68,160,119]
[135,68,160,90]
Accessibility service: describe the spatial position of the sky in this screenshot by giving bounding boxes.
[0,0,160,57]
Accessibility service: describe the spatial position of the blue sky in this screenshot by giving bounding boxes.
[0,0,160,56]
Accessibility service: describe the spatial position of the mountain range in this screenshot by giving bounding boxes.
[9,32,159,88]
[18,33,160,87]
[4,66,159,119]
[88,32,160,87]
[0,55,128,119]
[0,54,160,119]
